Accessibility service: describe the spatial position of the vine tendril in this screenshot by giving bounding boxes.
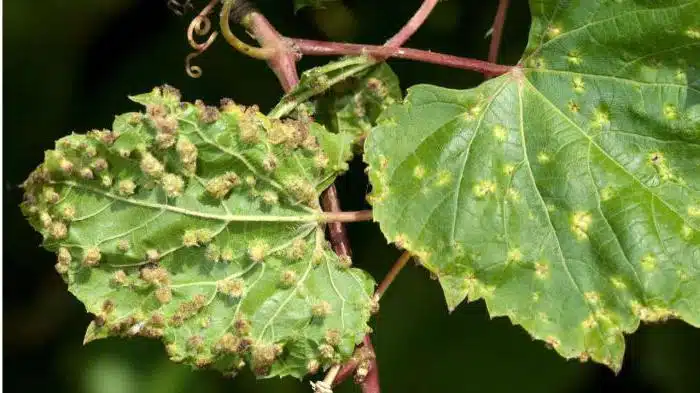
[185,0,219,78]
[220,0,275,60]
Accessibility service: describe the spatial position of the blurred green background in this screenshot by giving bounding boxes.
[4,1,700,392]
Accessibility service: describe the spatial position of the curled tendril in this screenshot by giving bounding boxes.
[185,52,204,78]
[219,0,275,60]
[185,0,219,78]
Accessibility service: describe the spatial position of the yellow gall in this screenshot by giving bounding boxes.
[92,158,108,172]
[324,329,342,346]
[318,344,335,360]
[140,266,170,286]
[187,335,205,351]
[312,300,332,318]
[79,167,94,180]
[507,248,522,263]
[83,247,102,266]
[162,173,184,197]
[286,238,307,260]
[493,125,507,141]
[205,243,221,262]
[584,291,600,304]
[261,191,279,205]
[245,175,257,188]
[61,205,76,220]
[58,247,72,265]
[248,240,269,263]
[49,221,68,239]
[314,153,329,169]
[146,249,160,263]
[302,134,319,151]
[113,270,128,286]
[571,211,592,240]
[117,239,130,252]
[306,359,320,374]
[43,187,60,204]
[85,146,97,158]
[251,343,279,372]
[176,137,198,175]
[535,261,549,279]
[545,336,560,350]
[221,247,234,262]
[196,228,214,244]
[59,158,74,174]
[338,255,352,269]
[473,180,497,198]
[155,287,172,304]
[285,177,316,205]
[101,175,113,187]
[205,172,239,199]
[262,154,278,172]
[182,230,198,247]
[413,165,426,179]
[641,254,657,271]
[140,152,165,178]
[39,211,53,228]
[216,333,242,354]
[118,179,137,196]
[279,270,298,288]
[217,277,245,298]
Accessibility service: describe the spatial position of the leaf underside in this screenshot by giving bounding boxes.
[21,86,375,379]
[312,62,401,143]
[365,0,700,370]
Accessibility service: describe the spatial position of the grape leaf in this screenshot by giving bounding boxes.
[270,58,401,147]
[313,62,401,143]
[365,0,700,370]
[21,86,375,379]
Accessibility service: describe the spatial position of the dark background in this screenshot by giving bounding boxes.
[4,1,700,392]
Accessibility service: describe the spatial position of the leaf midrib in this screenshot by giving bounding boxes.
[55,180,320,223]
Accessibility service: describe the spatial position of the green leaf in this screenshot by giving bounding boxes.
[21,86,375,379]
[365,0,700,371]
[269,56,378,119]
[270,58,401,148]
[313,62,401,143]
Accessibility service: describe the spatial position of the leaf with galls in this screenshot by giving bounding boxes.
[365,0,700,371]
[20,86,375,379]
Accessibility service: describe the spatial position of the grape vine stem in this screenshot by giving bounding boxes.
[486,0,511,78]
[212,1,464,391]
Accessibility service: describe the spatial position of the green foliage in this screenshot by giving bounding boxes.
[364,0,700,371]
[20,86,375,379]
[313,63,401,144]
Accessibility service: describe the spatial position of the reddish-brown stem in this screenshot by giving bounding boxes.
[384,0,439,48]
[333,358,360,388]
[486,0,510,78]
[361,336,380,393]
[375,251,412,300]
[321,185,353,257]
[244,12,300,91]
[292,38,512,76]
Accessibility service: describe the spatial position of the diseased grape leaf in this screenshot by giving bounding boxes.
[313,62,401,143]
[21,86,375,379]
[271,58,401,146]
[365,0,700,370]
